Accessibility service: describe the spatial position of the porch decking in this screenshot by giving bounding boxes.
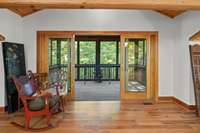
[74,81,146,101]
[75,81,120,101]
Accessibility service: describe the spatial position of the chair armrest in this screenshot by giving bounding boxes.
[21,95,39,100]
[48,82,64,96]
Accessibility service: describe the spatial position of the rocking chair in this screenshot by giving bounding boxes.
[12,75,62,131]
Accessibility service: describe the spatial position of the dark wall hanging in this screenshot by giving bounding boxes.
[190,44,200,116]
[2,42,26,113]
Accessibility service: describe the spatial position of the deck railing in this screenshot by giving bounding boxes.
[49,64,146,82]
[75,64,120,81]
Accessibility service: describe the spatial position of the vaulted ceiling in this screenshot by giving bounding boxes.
[0,0,199,18]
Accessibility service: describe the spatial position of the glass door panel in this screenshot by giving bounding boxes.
[120,33,150,100]
[48,38,71,95]
[100,41,120,80]
[79,41,96,64]
[76,41,96,80]
[125,39,147,92]
[100,41,117,64]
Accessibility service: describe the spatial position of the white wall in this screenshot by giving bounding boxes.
[3,9,198,107]
[1,9,200,107]
[0,9,23,107]
[174,11,200,105]
[22,9,176,97]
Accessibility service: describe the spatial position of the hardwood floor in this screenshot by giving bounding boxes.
[0,101,200,133]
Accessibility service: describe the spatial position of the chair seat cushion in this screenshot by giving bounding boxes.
[28,95,60,111]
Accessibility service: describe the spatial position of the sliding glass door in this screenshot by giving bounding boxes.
[120,33,158,101]
[125,39,147,93]
[48,38,71,94]
[37,31,157,101]
[37,32,75,99]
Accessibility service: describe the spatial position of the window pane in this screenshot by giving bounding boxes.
[125,39,147,92]
[100,41,117,64]
[128,41,135,64]
[79,41,96,64]
[49,40,57,65]
[138,40,146,66]
[60,40,69,65]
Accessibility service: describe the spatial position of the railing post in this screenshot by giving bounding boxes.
[108,64,111,84]
[77,41,80,80]
[116,41,119,80]
[84,64,87,85]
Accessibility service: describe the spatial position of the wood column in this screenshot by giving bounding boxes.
[37,32,48,73]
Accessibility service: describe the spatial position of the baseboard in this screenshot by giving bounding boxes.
[0,106,6,113]
[172,97,196,110]
[158,96,174,102]
[159,96,196,110]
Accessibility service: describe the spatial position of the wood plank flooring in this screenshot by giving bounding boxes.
[0,101,200,133]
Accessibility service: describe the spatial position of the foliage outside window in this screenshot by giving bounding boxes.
[79,41,96,64]
[48,38,69,66]
[100,41,117,64]
[128,40,146,66]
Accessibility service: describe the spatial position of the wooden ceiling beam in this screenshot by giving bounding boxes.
[0,0,200,10]
[155,10,186,18]
[8,6,43,17]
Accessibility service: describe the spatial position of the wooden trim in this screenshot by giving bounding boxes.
[173,97,196,110]
[154,32,159,102]
[37,31,74,73]
[70,35,75,100]
[120,35,125,99]
[158,96,174,102]
[0,34,5,41]
[146,33,151,99]
[0,106,6,113]
[120,32,158,102]
[0,0,200,10]
[159,96,196,110]
[8,7,43,17]
[37,31,158,101]
[155,10,186,18]
[37,31,75,99]
[189,31,200,41]
[38,31,158,36]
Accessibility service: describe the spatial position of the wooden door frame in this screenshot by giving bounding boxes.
[37,31,75,99]
[120,32,158,102]
[37,31,158,101]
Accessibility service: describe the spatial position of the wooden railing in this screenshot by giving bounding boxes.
[75,64,120,81]
[49,64,146,83]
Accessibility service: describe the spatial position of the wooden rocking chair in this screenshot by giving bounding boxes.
[12,75,62,131]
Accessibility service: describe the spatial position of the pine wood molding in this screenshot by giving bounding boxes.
[37,31,158,101]
[0,106,6,113]
[190,31,200,41]
[0,0,200,10]
[159,96,196,110]
[0,0,194,18]
[156,10,186,18]
[0,34,5,41]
